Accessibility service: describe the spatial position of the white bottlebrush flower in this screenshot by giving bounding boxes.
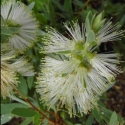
[11,57,35,76]
[1,44,35,99]
[1,58,18,99]
[36,13,124,116]
[1,0,38,52]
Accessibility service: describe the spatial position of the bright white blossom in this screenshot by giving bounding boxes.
[36,13,124,116]
[1,0,38,52]
[1,44,35,99]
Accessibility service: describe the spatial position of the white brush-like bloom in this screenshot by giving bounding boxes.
[11,57,35,76]
[36,13,124,116]
[1,0,38,52]
[1,44,35,99]
[1,58,18,99]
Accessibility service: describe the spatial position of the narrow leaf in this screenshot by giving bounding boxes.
[49,1,55,25]
[1,114,14,125]
[11,108,37,117]
[86,30,95,42]
[36,13,47,24]
[120,14,125,26]
[20,118,32,125]
[52,0,67,12]
[64,0,72,12]
[64,120,73,125]
[101,107,112,118]
[109,112,118,125]
[1,103,28,114]
[8,95,30,107]
[33,113,41,125]
[17,75,28,96]
[27,2,35,10]
[27,76,34,89]
[85,113,94,125]
[85,13,91,36]
[92,12,103,31]
[92,106,101,122]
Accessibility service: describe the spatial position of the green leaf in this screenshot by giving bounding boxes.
[85,113,94,125]
[27,76,34,89]
[41,118,48,125]
[92,11,104,31]
[119,14,125,26]
[51,0,67,12]
[1,114,14,125]
[86,30,95,43]
[64,120,73,125]
[64,0,72,12]
[1,34,9,42]
[109,112,118,125]
[17,75,28,96]
[87,11,93,23]
[73,0,84,8]
[101,114,109,124]
[1,26,18,36]
[95,19,106,32]
[92,106,101,122]
[49,0,55,25]
[35,93,45,110]
[39,0,49,4]
[60,112,66,119]
[27,2,35,10]
[20,118,32,125]
[25,49,33,58]
[8,95,30,107]
[27,97,39,107]
[11,108,37,117]
[100,107,112,118]
[85,12,91,35]
[1,103,28,115]
[36,13,47,24]
[33,113,41,125]
[99,119,105,125]
[37,30,45,36]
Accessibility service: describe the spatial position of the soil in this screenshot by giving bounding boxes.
[104,71,125,119]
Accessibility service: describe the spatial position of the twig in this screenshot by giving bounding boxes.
[45,110,55,116]
[12,85,65,125]
[13,87,55,124]
[55,100,62,123]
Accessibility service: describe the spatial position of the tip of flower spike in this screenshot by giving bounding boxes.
[1,62,19,99]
